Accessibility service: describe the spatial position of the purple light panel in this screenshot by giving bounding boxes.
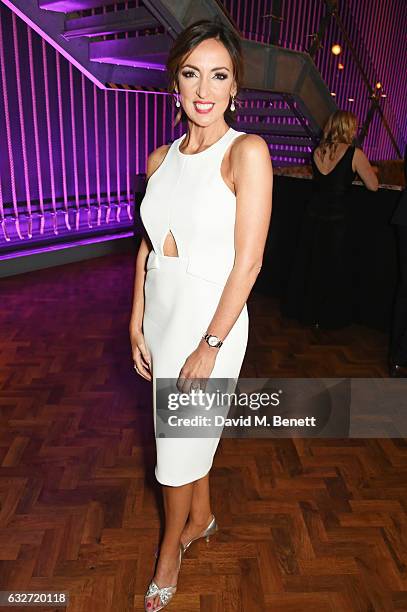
[81,74,90,211]
[0,2,172,247]
[0,230,134,262]
[69,62,79,210]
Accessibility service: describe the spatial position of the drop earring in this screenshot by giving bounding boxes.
[175,93,181,108]
[230,95,236,111]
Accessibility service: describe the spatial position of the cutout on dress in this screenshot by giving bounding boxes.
[162,230,179,257]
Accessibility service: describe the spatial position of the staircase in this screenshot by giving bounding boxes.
[2,0,337,166]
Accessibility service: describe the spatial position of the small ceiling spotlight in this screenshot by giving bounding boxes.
[376,82,382,89]
[331,92,336,96]
[381,93,387,98]
[348,97,355,102]
[338,62,344,70]
[331,44,342,55]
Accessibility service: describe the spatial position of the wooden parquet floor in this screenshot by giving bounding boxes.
[1,252,406,612]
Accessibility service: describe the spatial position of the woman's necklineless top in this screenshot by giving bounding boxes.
[139,125,246,286]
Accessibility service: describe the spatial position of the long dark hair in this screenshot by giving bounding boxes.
[166,18,244,127]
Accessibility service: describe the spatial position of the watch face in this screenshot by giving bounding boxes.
[208,335,219,346]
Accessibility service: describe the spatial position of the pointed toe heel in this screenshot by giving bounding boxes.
[182,514,218,554]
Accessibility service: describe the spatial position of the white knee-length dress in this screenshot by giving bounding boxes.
[140,126,249,486]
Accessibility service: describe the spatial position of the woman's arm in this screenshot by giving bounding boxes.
[178,134,273,386]
[129,145,171,380]
[129,233,150,333]
[130,144,172,333]
[353,148,379,191]
[200,134,273,349]
[129,231,153,381]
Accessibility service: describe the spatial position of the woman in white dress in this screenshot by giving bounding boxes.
[129,19,273,611]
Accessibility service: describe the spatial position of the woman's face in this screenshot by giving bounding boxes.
[176,38,236,125]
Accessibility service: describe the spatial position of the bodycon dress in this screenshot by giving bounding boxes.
[139,126,249,486]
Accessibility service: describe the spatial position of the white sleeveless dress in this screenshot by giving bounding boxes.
[140,126,249,486]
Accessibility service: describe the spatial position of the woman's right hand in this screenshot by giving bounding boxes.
[130,327,152,381]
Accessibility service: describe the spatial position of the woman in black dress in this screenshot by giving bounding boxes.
[283,110,378,329]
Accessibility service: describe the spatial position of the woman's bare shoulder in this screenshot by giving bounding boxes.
[229,133,273,193]
[230,132,271,162]
[353,146,366,159]
[232,132,269,149]
[146,143,172,180]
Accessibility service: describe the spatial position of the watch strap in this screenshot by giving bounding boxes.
[202,333,223,348]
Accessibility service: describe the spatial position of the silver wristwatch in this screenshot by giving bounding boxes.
[202,333,223,348]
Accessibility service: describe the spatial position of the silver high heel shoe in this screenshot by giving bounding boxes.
[154,515,218,559]
[145,543,183,611]
[181,514,218,554]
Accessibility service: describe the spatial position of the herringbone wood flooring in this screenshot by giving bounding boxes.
[1,252,406,612]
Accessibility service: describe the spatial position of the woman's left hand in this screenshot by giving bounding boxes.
[176,341,218,393]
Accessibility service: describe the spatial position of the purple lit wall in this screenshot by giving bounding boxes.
[220,0,407,159]
[220,0,282,44]
[0,2,184,247]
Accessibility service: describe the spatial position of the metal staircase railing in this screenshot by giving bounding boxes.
[2,0,338,166]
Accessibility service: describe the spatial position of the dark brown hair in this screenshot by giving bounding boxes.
[166,18,244,127]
